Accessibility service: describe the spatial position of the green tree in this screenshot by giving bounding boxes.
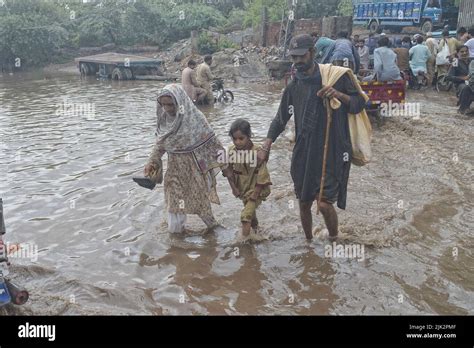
[0,0,68,67]
[164,4,227,42]
[243,0,287,28]
[338,0,354,16]
[295,0,341,19]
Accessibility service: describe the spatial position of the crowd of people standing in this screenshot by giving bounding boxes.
[311,26,474,115]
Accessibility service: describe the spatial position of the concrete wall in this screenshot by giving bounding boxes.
[321,16,353,38]
[294,18,323,37]
[458,0,474,29]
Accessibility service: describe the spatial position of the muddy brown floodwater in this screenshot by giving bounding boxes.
[0,71,472,315]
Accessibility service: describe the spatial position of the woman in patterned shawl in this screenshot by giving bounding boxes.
[144,84,228,233]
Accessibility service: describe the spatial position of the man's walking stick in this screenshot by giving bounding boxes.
[317,99,332,215]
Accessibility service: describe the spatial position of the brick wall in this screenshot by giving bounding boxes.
[294,18,323,37]
[264,18,323,46]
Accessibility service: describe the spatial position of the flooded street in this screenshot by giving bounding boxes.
[0,71,472,315]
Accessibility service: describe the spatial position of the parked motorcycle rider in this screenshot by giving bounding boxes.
[196,55,215,105]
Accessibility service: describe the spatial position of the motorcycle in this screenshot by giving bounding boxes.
[212,79,234,104]
[0,199,29,308]
[402,69,428,90]
[436,63,454,92]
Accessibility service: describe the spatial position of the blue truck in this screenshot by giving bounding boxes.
[353,0,459,34]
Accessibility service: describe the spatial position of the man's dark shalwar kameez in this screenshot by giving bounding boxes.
[267,64,366,209]
[0,199,5,236]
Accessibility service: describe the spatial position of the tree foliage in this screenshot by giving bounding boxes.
[2,0,433,68]
[338,0,354,16]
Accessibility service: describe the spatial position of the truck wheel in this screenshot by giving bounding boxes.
[369,20,379,34]
[112,67,125,80]
[123,68,133,80]
[421,20,433,34]
[87,63,97,76]
[80,63,90,76]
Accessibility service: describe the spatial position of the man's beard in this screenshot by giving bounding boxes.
[295,61,313,72]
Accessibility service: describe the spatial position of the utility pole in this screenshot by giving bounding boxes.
[261,6,268,47]
[280,0,297,58]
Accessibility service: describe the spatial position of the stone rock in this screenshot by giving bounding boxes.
[174,46,192,62]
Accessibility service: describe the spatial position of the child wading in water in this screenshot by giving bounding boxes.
[225,119,272,239]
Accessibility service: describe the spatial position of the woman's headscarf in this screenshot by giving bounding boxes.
[156,84,214,153]
[155,84,224,177]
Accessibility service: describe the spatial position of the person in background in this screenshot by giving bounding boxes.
[365,33,378,56]
[311,31,319,45]
[196,55,214,105]
[409,35,432,84]
[315,37,335,63]
[379,32,394,48]
[437,30,464,75]
[376,36,402,81]
[402,36,412,49]
[322,31,360,74]
[446,46,474,114]
[425,32,439,86]
[457,27,469,43]
[365,36,401,82]
[456,59,474,115]
[393,39,410,74]
[352,34,360,45]
[464,27,474,58]
[357,39,370,70]
[411,33,420,47]
[374,27,384,40]
[181,60,206,103]
[439,30,463,59]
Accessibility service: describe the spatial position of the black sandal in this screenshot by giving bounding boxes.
[132,177,156,190]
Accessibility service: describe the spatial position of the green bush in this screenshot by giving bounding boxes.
[165,4,227,44]
[217,37,239,51]
[0,0,68,68]
[222,8,246,31]
[198,32,218,55]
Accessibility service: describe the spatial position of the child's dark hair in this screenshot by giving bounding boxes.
[229,118,252,138]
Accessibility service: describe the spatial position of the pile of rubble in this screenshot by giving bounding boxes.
[240,45,283,64]
[158,38,284,83]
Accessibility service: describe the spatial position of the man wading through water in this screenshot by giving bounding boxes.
[258,34,367,241]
